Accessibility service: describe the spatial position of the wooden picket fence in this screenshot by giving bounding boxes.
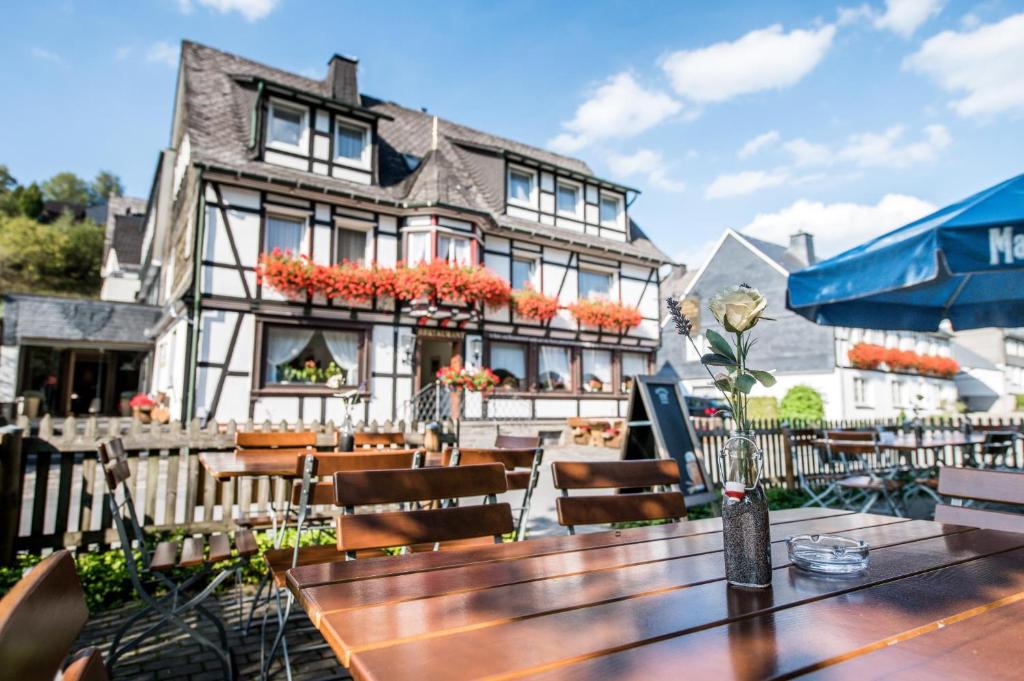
[1,413,1022,564]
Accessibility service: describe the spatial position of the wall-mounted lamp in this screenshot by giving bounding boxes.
[470,337,483,366]
[400,333,415,366]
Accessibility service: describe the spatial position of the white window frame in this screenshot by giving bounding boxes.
[404,229,433,265]
[578,264,616,300]
[510,255,538,290]
[333,116,372,170]
[598,191,625,229]
[555,178,583,219]
[264,206,311,256]
[437,230,473,266]
[266,98,309,154]
[507,164,538,208]
[853,376,868,405]
[333,216,372,265]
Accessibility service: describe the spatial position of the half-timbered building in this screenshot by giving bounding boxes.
[137,42,672,424]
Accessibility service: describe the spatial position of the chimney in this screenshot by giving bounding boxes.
[787,231,816,266]
[327,54,359,105]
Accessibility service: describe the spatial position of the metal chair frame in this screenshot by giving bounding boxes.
[447,446,543,540]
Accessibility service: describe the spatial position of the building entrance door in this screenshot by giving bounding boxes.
[417,339,455,390]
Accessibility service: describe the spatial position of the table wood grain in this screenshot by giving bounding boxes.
[287,508,1024,680]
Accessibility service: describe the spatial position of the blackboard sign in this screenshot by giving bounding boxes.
[620,375,717,508]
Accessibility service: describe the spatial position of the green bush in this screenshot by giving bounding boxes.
[780,385,824,423]
[747,396,779,421]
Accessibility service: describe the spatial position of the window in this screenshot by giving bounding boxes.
[853,377,868,404]
[579,269,613,300]
[511,257,535,290]
[508,167,536,206]
[406,232,431,265]
[556,181,581,217]
[438,234,472,265]
[891,380,905,407]
[599,193,623,227]
[267,100,307,151]
[262,326,360,387]
[334,118,370,168]
[582,349,612,393]
[264,214,306,254]
[490,342,527,391]
[336,226,368,265]
[621,352,648,392]
[537,345,571,391]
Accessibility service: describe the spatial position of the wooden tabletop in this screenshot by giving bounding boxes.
[286,507,1024,681]
[813,433,986,451]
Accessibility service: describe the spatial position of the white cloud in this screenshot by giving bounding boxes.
[839,124,951,167]
[705,169,790,199]
[606,149,686,193]
[873,0,944,37]
[738,131,780,159]
[146,41,179,67]
[548,72,682,153]
[904,13,1024,118]
[675,239,719,270]
[660,24,835,103]
[740,193,936,258]
[177,0,278,21]
[783,138,833,166]
[30,47,64,65]
[115,46,131,60]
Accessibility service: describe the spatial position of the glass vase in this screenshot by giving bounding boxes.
[719,430,772,589]
[338,414,354,452]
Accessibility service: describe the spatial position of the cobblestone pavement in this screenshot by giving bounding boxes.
[76,587,350,680]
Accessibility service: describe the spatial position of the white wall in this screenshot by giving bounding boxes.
[0,345,19,402]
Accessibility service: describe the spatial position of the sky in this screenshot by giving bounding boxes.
[2,0,1023,268]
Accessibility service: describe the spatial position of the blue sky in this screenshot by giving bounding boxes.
[2,0,1023,266]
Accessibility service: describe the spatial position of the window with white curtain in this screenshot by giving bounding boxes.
[336,226,368,264]
[490,342,527,390]
[538,345,571,391]
[267,100,307,151]
[335,118,370,168]
[406,232,431,265]
[579,269,612,299]
[438,234,472,265]
[264,215,306,255]
[621,352,648,392]
[582,349,612,393]
[263,326,361,387]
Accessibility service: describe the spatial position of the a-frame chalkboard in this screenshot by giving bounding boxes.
[620,375,718,508]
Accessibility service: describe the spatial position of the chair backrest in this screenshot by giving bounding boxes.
[291,450,423,505]
[0,550,91,681]
[935,467,1024,533]
[443,447,537,470]
[983,431,1018,450]
[353,431,406,448]
[825,429,876,441]
[63,648,108,681]
[332,463,513,554]
[494,433,542,449]
[972,424,1020,433]
[551,460,687,531]
[235,430,317,449]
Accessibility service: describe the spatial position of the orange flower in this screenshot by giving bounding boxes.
[567,299,642,332]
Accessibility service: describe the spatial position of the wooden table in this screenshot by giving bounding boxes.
[812,433,986,452]
[286,508,1024,680]
[198,451,304,481]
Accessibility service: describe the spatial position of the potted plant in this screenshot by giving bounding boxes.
[129,393,156,422]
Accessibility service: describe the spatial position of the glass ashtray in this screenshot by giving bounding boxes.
[786,534,869,575]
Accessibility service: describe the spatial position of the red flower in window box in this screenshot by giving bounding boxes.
[848,343,886,370]
[567,299,643,332]
[256,248,317,299]
[512,287,560,322]
[847,342,958,378]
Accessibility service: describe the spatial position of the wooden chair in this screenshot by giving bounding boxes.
[353,431,406,448]
[0,549,106,681]
[443,446,543,540]
[974,431,1019,469]
[781,426,838,507]
[551,460,687,535]
[823,433,904,516]
[98,438,255,677]
[494,432,542,449]
[934,467,1024,533]
[234,430,320,533]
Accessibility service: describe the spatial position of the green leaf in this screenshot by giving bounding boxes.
[705,329,736,362]
[749,369,777,387]
[735,373,757,394]
[701,353,737,367]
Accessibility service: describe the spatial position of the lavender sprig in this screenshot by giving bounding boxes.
[666,297,738,417]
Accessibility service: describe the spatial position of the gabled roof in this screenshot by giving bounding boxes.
[682,229,794,297]
[1,294,160,347]
[177,41,671,264]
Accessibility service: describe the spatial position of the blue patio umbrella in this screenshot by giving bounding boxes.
[787,173,1024,331]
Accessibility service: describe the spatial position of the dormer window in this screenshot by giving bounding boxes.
[507,166,537,207]
[599,192,624,228]
[334,117,371,169]
[556,180,582,218]
[267,99,308,152]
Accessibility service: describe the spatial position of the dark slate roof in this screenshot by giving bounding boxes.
[112,214,146,267]
[739,233,807,272]
[1,294,161,347]
[179,41,671,264]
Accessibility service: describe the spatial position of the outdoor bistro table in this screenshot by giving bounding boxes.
[285,508,1024,680]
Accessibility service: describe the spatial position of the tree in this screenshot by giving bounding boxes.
[0,212,103,296]
[0,165,15,193]
[0,165,18,216]
[779,385,824,423]
[41,171,91,205]
[90,171,124,204]
[15,183,43,219]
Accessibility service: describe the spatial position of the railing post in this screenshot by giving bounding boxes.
[0,426,24,566]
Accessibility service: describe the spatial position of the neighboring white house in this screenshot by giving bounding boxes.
[659,229,959,420]
[952,328,1024,414]
[99,196,147,302]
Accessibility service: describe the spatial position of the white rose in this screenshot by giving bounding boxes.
[708,285,767,333]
